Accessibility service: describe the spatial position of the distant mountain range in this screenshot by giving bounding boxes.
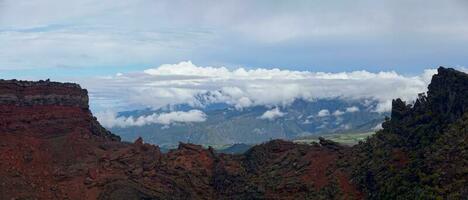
[110,98,387,147]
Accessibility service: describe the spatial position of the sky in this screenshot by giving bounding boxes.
[1,0,468,113]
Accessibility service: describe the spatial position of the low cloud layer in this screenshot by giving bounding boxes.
[332,110,345,116]
[346,106,360,113]
[333,106,360,116]
[96,109,207,128]
[260,107,286,120]
[82,61,446,114]
[317,109,331,117]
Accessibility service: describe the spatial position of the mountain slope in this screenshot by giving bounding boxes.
[111,98,385,147]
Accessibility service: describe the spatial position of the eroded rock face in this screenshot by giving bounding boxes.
[0,79,89,108]
[0,79,362,199]
[0,79,119,140]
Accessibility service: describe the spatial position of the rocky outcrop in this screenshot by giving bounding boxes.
[0,79,119,140]
[350,67,468,199]
[427,67,468,122]
[0,79,89,108]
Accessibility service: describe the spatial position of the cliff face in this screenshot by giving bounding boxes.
[0,79,119,140]
[0,79,89,108]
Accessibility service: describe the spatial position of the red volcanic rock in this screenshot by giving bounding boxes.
[0,79,89,108]
[134,137,143,145]
[88,168,99,180]
[0,79,362,199]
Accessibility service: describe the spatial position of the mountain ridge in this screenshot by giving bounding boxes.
[110,98,385,147]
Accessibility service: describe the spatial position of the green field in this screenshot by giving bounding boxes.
[294,132,376,146]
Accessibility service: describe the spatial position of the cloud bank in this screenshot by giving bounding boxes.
[96,109,207,128]
[82,61,444,114]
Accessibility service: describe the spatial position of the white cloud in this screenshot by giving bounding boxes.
[236,97,253,109]
[339,124,351,130]
[260,107,285,120]
[333,110,345,116]
[78,61,443,113]
[374,100,393,113]
[345,106,360,113]
[332,106,359,117]
[0,26,211,69]
[96,109,207,128]
[317,109,330,117]
[373,123,383,131]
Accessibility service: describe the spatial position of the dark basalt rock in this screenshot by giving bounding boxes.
[427,67,468,122]
[318,137,342,151]
[350,67,468,199]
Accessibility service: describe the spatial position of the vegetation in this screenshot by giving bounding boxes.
[295,132,375,146]
[348,67,468,199]
[112,98,385,147]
